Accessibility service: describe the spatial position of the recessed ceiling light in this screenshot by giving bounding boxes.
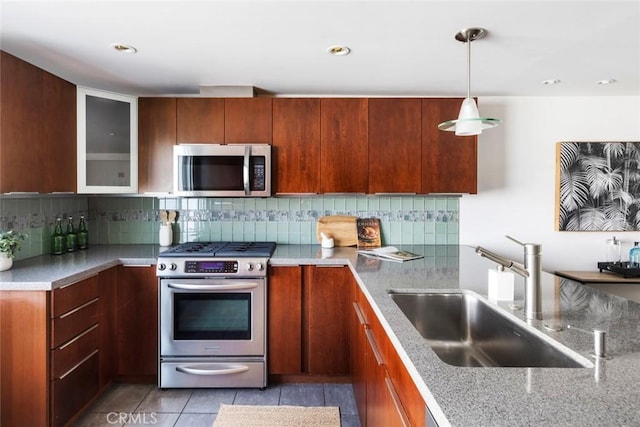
[542,79,561,85]
[597,79,616,85]
[327,45,351,56]
[110,43,137,54]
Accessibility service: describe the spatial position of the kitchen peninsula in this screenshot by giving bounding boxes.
[1,244,639,426]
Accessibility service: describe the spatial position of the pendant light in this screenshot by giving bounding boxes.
[438,27,500,136]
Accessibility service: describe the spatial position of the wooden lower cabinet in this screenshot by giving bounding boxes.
[116,265,158,380]
[267,265,351,379]
[351,282,426,427]
[0,265,147,426]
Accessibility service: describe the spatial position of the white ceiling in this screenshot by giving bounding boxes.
[1,0,639,97]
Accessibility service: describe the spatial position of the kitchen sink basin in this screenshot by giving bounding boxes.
[388,291,593,368]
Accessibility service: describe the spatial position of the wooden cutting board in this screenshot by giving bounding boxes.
[316,215,358,246]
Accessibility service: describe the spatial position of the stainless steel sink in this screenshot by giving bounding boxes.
[389,291,593,368]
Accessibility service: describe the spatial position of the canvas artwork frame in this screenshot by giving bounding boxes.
[556,141,640,231]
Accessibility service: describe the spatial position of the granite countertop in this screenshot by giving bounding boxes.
[2,244,640,426]
[272,244,640,427]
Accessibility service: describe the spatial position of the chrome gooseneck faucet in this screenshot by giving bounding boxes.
[475,235,543,320]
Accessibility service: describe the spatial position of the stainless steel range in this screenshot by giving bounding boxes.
[157,241,276,389]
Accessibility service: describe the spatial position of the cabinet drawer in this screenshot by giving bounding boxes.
[52,275,98,318]
[51,324,99,380]
[51,297,99,348]
[51,350,99,427]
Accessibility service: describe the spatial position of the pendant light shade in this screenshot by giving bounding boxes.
[438,27,500,136]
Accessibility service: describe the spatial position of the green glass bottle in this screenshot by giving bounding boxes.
[65,217,77,252]
[51,218,66,255]
[77,215,88,250]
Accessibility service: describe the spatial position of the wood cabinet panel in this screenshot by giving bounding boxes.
[51,297,99,348]
[368,99,422,194]
[138,97,177,193]
[0,291,50,427]
[224,98,272,143]
[99,266,118,387]
[268,266,303,375]
[51,275,98,317]
[176,98,224,143]
[0,51,43,193]
[51,324,99,380]
[51,350,99,427]
[116,265,158,378]
[351,300,368,426]
[320,98,369,193]
[42,70,76,193]
[304,265,351,375]
[421,98,478,194]
[272,98,321,194]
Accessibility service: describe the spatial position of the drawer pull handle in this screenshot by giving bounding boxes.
[385,376,411,427]
[57,324,99,350]
[365,328,384,366]
[353,302,367,326]
[58,274,98,289]
[58,349,99,380]
[58,297,99,319]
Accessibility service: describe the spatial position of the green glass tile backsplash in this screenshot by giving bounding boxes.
[0,195,459,260]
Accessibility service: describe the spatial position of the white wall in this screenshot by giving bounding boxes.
[460,96,640,272]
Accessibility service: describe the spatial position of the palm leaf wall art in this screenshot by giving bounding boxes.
[556,142,640,231]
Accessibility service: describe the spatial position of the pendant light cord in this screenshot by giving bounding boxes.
[466,37,472,99]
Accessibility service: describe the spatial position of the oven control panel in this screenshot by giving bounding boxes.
[156,257,268,277]
[185,260,238,274]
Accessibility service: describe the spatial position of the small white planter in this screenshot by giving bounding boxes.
[0,252,13,272]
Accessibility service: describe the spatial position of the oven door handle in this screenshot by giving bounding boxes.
[176,364,250,376]
[167,282,259,291]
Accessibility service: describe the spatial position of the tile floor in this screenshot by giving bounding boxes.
[74,382,361,427]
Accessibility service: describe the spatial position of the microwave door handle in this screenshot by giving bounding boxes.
[167,282,259,291]
[243,145,250,195]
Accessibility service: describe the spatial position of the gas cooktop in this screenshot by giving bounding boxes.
[158,241,277,258]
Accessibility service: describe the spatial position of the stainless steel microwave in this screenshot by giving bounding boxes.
[173,144,271,197]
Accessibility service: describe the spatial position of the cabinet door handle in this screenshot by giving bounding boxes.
[58,297,99,319]
[385,375,411,427]
[365,328,384,366]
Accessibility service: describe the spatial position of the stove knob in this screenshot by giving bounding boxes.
[169,263,177,271]
[246,263,254,271]
[256,263,264,271]
[158,263,166,271]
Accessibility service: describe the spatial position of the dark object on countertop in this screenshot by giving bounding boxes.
[597,261,640,278]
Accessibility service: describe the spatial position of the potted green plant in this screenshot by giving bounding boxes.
[0,230,27,271]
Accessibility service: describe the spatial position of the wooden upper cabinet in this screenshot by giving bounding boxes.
[1,52,76,193]
[138,97,177,193]
[320,98,368,193]
[272,98,321,194]
[224,98,272,143]
[176,98,224,143]
[42,70,76,193]
[368,99,422,194]
[421,98,478,194]
[1,51,43,193]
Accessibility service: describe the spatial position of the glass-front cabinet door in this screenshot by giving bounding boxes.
[77,87,138,193]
